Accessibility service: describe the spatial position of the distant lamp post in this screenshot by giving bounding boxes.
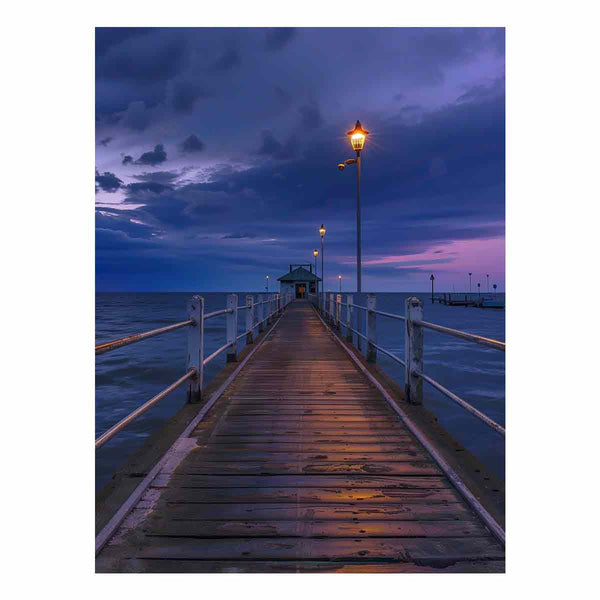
[477,282,481,298]
[313,249,319,297]
[493,283,497,295]
[338,275,342,293]
[266,275,269,293]
[319,224,326,309]
[337,120,370,293]
[430,274,435,303]
[486,274,490,292]
[469,272,472,293]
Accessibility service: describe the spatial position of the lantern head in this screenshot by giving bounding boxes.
[347,120,369,152]
[319,224,326,237]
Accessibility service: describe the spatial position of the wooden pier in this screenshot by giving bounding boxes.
[96,301,505,573]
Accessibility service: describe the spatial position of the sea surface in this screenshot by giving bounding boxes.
[96,292,505,490]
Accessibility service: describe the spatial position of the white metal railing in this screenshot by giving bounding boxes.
[310,292,505,437]
[95,291,293,449]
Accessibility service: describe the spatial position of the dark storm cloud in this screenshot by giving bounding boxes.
[298,105,323,130]
[170,80,210,113]
[98,137,113,146]
[119,101,153,131]
[96,33,188,82]
[132,171,180,184]
[265,28,297,51]
[95,169,123,193]
[95,27,158,57]
[122,155,133,165]
[180,134,205,154]
[127,181,173,194]
[210,48,241,71]
[135,144,167,166]
[274,86,292,109]
[258,131,297,160]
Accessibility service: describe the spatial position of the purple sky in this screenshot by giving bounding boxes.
[95,27,505,292]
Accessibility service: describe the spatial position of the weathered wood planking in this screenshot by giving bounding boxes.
[96,301,504,573]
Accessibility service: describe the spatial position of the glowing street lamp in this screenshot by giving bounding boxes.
[337,120,370,293]
[266,275,269,293]
[338,274,342,292]
[319,224,326,310]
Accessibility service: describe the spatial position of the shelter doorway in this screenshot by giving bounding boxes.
[295,283,306,299]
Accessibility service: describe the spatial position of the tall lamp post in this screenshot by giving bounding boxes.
[477,282,481,298]
[469,272,472,293]
[337,120,369,293]
[313,249,319,298]
[486,274,490,292]
[493,283,497,295]
[338,275,342,293]
[319,224,326,310]
[266,275,269,293]
[430,273,435,303]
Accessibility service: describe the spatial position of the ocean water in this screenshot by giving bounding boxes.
[96,292,505,490]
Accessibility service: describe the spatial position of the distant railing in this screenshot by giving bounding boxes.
[95,292,293,449]
[309,292,505,437]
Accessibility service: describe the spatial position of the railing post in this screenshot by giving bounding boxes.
[336,294,342,331]
[226,293,238,362]
[186,295,204,403]
[257,296,264,333]
[346,295,353,343]
[246,295,254,344]
[277,292,281,315]
[404,296,424,404]
[329,293,334,322]
[366,293,377,363]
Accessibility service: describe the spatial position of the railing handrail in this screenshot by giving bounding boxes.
[412,318,505,352]
[95,369,197,449]
[95,319,194,355]
[96,291,293,451]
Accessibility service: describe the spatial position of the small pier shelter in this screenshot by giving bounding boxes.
[278,264,321,299]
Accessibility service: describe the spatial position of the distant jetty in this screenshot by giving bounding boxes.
[433,293,505,309]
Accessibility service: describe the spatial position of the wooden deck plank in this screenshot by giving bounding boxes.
[130,502,473,521]
[143,519,487,538]
[151,474,451,489]
[154,487,461,504]
[134,536,504,561]
[166,461,441,475]
[109,559,505,573]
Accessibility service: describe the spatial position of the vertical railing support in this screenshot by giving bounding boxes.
[258,296,264,333]
[329,293,334,323]
[226,293,238,362]
[366,293,377,363]
[336,294,342,331]
[186,295,204,403]
[346,295,353,343]
[404,296,424,404]
[246,295,254,344]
